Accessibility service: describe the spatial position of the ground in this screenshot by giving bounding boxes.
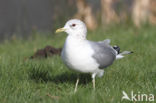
[0,24,155,103]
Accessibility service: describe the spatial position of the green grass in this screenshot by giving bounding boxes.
[0,25,156,103]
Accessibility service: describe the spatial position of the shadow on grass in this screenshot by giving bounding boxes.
[52,73,92,85]
[29,68,92,85]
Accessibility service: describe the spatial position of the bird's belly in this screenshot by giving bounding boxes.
[62,43,99,73]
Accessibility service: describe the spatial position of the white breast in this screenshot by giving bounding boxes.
[61,36,99,73]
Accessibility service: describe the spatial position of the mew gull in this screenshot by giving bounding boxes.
[56,19,133,92]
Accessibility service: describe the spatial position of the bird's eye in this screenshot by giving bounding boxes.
[72,24,76,27]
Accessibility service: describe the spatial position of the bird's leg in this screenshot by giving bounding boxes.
[92,73,96,90]
[93,78,95,89]
[74,76,79,93]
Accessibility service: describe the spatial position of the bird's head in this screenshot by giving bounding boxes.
[56,19,87,38]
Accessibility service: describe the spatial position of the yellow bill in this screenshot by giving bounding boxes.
[55,28,66,33]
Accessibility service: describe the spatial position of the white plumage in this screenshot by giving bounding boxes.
[62,35,101,74]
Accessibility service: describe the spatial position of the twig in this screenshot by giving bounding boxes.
[46,93,60,100]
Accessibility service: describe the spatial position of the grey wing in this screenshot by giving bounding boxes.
[89,41,116,69]
[98,39,111,45]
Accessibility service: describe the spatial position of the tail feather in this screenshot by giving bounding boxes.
[113,45,133,60]
[120,51,133,55]
[116,51,133,59]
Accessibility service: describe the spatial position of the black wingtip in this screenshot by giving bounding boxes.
[113,45,120,54]
[130,51,134,54]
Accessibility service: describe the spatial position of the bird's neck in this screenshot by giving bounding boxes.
[68,33,87,41]
[65,35,87,47]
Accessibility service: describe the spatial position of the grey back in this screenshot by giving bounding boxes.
[89,40,116,69]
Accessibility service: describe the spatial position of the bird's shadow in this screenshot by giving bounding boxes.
[52,72,92,85]
[29,68,92,85]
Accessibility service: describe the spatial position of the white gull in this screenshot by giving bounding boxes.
[56,19,133,92]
